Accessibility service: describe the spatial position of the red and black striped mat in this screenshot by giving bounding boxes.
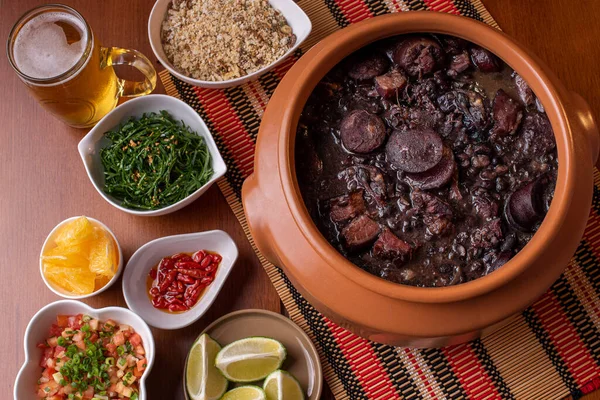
[159,1,600,398]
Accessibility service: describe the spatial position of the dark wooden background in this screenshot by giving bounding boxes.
[1,0,599,398]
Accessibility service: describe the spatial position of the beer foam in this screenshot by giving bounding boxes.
[13,12,88,79]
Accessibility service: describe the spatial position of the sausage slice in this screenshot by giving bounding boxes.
[504,179,546,232]
[348,53,389,81]
[340,110,386,154]
[385,128,444,173]
[393,36,445,77]
[405,147,456,190]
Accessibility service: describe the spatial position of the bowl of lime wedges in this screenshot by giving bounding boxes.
[184,309,322,400]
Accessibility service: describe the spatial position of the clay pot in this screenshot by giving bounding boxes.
[242,12,599,347]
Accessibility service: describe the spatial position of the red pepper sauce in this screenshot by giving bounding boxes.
[146,250,222,313]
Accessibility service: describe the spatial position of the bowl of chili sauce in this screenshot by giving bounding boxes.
[122,230,238,330]
[146,250,222,313]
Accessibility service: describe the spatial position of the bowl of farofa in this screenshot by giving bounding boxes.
[148,0,312,88]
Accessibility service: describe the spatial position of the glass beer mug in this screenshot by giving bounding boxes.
[7,4,157,128]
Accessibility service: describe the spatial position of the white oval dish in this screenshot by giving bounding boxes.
[14,300,155,400]
[40,216,123,299]
[78,94,227,217]
[148,0,312,88]
[122,230,239,330]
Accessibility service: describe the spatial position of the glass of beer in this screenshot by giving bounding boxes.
[7,4,157,128]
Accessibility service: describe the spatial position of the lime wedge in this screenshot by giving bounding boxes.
[186,334,228,400]
[263,370,305,400]
[221,386,266,400]
[215,337,286,382]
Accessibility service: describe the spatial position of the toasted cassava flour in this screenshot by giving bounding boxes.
[161,0,295,81]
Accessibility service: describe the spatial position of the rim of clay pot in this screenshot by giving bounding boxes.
[277,12,572,304]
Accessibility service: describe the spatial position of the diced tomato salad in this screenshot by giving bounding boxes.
[36,314,147,399]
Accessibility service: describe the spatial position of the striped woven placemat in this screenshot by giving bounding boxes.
[159,1,600,398]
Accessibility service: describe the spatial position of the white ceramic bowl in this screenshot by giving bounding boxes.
[78,94,227,216]
[40,216,123,299]
[14,300,155,400]
[122,230,238,330]
[148,0,312,88]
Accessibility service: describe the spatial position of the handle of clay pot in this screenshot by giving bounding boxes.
[570,92,600,168]
[241,174,281,266]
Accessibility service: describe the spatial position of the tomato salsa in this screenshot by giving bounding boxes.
[147,250,221,313]
[37,314,146,399]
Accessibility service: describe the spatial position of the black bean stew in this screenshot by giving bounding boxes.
[295,34,557,288]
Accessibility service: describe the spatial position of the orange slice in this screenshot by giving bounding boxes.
[42,241,90,268]
[43,262,96,295]
[88,230,118,278]
[53,216,96,248]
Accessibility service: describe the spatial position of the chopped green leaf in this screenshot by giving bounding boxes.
[100,111,213,210]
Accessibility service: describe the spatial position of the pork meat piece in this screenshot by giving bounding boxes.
[341,215,381,250]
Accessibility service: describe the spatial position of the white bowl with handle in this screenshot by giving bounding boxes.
[14,300,155,400]
[78,94,227,216]
[122,230,239,330]
[148,0,312,88]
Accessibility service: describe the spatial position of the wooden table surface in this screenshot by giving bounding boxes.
[1,0,599,399]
